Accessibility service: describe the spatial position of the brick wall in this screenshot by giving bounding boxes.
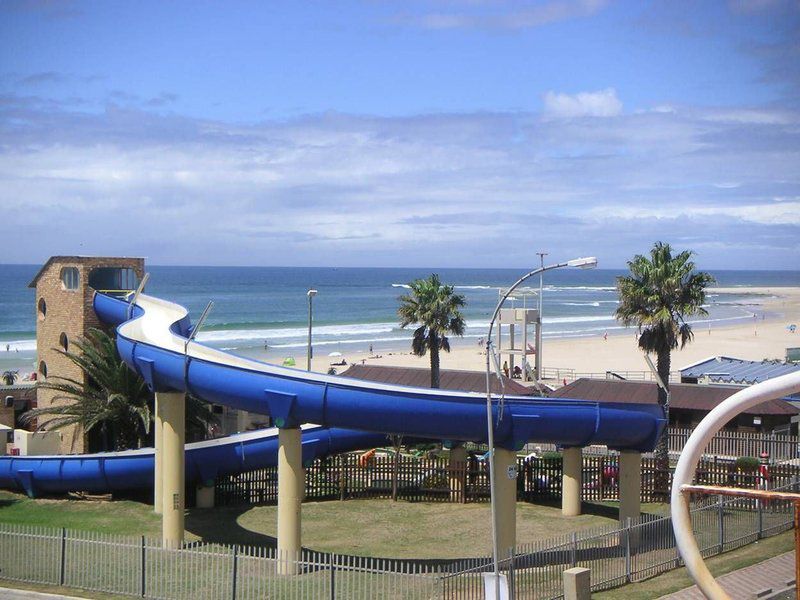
[33,257,144,453]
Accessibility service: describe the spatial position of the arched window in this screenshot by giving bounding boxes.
[59,332,69,352]
[39,361,47,380]
[60,267,79,290]
[38,298,47,320]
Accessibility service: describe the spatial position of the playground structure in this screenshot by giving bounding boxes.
[1,257,668,577]
[672,370,800,599]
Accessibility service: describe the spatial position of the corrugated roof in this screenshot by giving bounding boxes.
[339,364,535,395]
[551,378,798,416]
[680,355,800,384]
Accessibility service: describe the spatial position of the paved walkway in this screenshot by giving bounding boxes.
[660,551,796,599]
[0,587,87,600]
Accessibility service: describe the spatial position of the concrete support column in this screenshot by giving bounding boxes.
[196,484,215,509]
[448,445,467,502]
[158,391,185,548]
[563,567,591,600]
[154,394,163,514]
[562,446,582,517]
[619,450,642,524]
[493,448,517,559]
[277,427,302,575]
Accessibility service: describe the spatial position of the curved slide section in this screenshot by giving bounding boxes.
[95,292,666,452]
[0,425,389,496]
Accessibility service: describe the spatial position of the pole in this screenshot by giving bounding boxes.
[536,252,547,381]
[485,256,597,599]
[307,289,317,372]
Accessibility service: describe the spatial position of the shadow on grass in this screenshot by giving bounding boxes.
[184,506,277,548]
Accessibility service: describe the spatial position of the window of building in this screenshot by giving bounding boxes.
[59,332,69,352]
[60,267,79,290]
[88,267,139,293]
[39,361,47,380]
[37,298,46,320]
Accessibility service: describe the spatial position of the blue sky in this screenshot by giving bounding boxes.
[1,0,798,268]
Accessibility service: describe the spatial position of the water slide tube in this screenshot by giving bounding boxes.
[0,425,390,497]
[93,292,666,453]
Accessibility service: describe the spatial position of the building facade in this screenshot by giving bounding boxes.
[28,256,145,453]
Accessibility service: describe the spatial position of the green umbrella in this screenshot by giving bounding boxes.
[282,356,296,367]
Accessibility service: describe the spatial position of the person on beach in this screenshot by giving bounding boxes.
[369,344,373,355]
[603,331,608,341]
[503,360,509,378]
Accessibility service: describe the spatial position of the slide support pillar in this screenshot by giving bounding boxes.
[619,450,642,524]
[448,445,467,502]
[158,391,185,548]
[154,394,163,514]
[493,448,517,559]
[562,447,582,517]
[277,427,302,575]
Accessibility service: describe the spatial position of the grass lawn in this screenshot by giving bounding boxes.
[594,529,796,599]
[0,490,623,558]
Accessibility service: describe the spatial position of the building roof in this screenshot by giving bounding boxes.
[680,355,800,385]
[28,255,145,288]
[551,378,799,416]
[339,364,535,395]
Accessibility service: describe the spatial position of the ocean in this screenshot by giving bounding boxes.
[1,264,798,375]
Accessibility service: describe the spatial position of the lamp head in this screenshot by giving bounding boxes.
[307,289,318,297]
[566,257,598,269]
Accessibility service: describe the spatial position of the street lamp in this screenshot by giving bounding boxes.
[307,289,317,372]
[484,256,597,598]
[535,252,548,381]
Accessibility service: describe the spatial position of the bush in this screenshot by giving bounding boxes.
[541,451,563,463]
[735,456,760,472]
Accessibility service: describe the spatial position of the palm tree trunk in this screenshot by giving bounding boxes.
[654,350,671,499]
[430,334,440,389]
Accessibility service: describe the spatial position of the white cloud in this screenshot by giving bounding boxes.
[594,202,800,226]
[542,88,623,119]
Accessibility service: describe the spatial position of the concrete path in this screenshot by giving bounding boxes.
[660,551,796,599]
[0,587,87,599]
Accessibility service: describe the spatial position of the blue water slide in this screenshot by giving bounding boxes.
[94,292,666,453]
[0,426,389,496]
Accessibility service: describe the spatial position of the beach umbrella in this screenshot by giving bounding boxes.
[282,357,296,366]
[328,351,343,357]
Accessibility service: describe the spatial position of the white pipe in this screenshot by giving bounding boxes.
[671,371,800,599]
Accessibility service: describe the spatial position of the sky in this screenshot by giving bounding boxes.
[0,0,798,269]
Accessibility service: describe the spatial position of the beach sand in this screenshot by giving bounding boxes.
[306,286,800,379]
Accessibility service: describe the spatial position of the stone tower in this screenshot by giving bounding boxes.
[28,256,145,453]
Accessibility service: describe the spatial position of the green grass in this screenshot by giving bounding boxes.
[593,530,796,599]
[0,490,624,558]
[0,490,162,536]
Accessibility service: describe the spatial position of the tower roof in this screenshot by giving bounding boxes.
[28,256,145,288]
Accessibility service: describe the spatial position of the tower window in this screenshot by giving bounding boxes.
[38,298,47,320]
[59,332,69,352]
[39,361,47,380]
[60,267,79,290]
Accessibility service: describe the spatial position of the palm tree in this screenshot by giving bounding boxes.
[2,370,19,386]
[615,242,715,494]
[398,274,466,388]
[21,328,218,451]
[22,328,151,451]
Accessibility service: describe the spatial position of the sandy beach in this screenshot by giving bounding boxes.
[306,286,800,379]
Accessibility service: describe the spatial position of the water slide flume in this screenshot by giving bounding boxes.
[0,425,389,496]
[96,292,666,450]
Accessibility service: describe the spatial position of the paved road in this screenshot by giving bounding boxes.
[660,551,796,599]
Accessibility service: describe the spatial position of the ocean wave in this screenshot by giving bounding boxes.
[391,284,411,289]
[562,302,600,307]
[0,339,37,352]
[543,286,617,292]
[198,322,397,343]
[454,285,495,290]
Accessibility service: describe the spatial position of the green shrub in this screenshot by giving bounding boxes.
[735,456,760,472]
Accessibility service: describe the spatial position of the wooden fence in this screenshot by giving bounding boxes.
[669,427,800,461]
[215,451,800,507]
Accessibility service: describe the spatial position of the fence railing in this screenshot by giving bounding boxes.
[0,524,441,600]
[669,427,800,461]
[2,482,798,599]
[216,451,800,507]
[540,367,680,384]
[443,479,800,599]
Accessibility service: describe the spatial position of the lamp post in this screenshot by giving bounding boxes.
[307,289,317,372]
[484,256,597,598]
[535,252,548,381]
